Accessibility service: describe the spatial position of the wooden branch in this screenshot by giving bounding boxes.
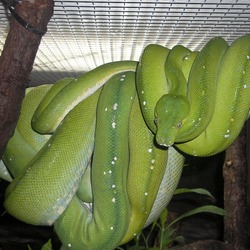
[177,240,232,250]
[223,126,248,250]
[0,0,54,157]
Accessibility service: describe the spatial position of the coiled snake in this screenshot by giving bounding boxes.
[1,35,250,249]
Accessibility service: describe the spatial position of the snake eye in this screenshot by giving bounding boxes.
[177,122,182,129]
[154,118,158,125]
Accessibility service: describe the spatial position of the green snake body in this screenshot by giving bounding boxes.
[136,44,170,132]
[32,61,137,134]
[1,35,250,249]
[5,88,100,226]
[154,44,192,146]
[2,85,53,178]
[55,72,136,249]
[121,95,169,244]
[177,35,250,156]
[154,37,229,147]
[175,37,229,143]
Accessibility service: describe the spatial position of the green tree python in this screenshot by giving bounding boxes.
[0,35,250,249]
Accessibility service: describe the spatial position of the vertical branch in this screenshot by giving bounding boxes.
[223,126,248,250]
[0,0,54,157]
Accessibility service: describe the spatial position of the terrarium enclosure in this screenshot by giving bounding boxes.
[1,1,250,85]
[0,0,250,249]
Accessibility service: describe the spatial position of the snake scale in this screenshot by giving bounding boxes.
[0,35,250,249]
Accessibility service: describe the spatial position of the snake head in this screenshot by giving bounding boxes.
[154,94,190,147]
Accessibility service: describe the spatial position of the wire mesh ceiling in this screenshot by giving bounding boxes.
[0,0,250,85]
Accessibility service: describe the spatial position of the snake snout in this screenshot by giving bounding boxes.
[156,133,175,147]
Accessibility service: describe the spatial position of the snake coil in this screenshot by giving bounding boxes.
[1,35,250,249]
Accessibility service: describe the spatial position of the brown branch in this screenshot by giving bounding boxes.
[177,240,232,250]
[223,126,248,250]
[0,0,54,157]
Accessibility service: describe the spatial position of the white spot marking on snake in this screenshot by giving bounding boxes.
[141,90,144,94]
[201,90,205,96]
[111,157,117,165]
[198,117,202,121]
[112,122,116,128]
[145,192,148,196]
[48,143,51,147]
[120,78,125,82]
[112,197,116,203]
[244,84,248,89]
[111,226,114,230]
[103,171,107,175]
[112,184,116,188]
[202,65,206,69]
[231,118,234,122]
[148,148,152,153]
[247,55,250,60]
[113,103,118,110]
[150,166,154,170]
[151,159,155,164]
[242,70,246,75]
[109,170,112,174]
[68,243,72,248]
[105,107,108,112]
[143,101,146,105]
[224,134,230,138]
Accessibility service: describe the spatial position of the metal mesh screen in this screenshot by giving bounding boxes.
[0,0,250,85]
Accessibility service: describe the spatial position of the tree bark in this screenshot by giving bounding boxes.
[0,0,54,157]
[223,126,248,250]
[176,240,232,250]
